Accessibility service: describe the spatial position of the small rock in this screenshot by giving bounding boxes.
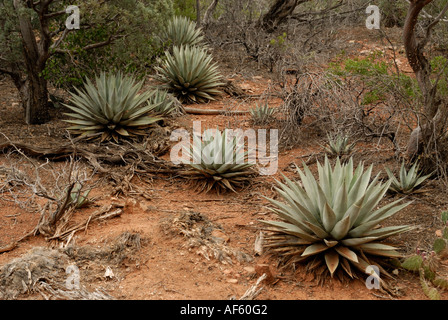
[223,269,232,275]
[436,229,443,238]
[227,279,238,284]
[243,266,255,274]
[211,229,230,243]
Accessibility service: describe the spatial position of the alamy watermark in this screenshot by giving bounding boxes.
[365,265,381,290]
[65,5,80,30]
[64,3,381,31]
[366,5,381,30]
[170,121,279,176]
[65,264,80,290]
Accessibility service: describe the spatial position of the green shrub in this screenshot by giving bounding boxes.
[328,53,420,105]
[43,0,174,90]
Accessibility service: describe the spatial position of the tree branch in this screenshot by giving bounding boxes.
[52,34,125,54]
[201,0,219,29]
[43,9,67,19]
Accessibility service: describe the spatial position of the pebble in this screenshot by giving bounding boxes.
[211,229,230,243]
[243,266,255,274]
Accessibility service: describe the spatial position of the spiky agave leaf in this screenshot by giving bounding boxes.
[181,129,257,193]
[261,156,412,280]
[154,45,224,104]
[162,16,206,48]
[64,72,162,143]
[386,160,432,194]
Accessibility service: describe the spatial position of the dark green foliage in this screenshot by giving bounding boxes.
[41,0,174,90]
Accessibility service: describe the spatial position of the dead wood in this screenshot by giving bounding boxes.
[48,204,123,241]
[0,137,175,174]
[239,273,267,300]
[183,107,249,115]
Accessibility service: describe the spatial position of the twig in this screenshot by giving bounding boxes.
[239,273,267,300]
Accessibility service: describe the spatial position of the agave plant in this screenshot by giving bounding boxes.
[323,133,356,157]
[261,157,412,280]
[64,72,161,142]
[162,16,206,48]
[385,161,432,194]
[250,102,276,125]
[147,89,183,117]
[154,45,224,104]
[181,129,256,194]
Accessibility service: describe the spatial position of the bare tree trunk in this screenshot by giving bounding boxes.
[1,0,124,125]
[19,66,50,125]
[403,0,448,158]
[196,0,201,26]
[259,0,311,32]
[13,0,50,124]
[201,0,219,29]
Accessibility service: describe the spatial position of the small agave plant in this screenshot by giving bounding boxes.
[162,16,206,48]
[261,157,412,280]
[323,133,356,157]
[250,102,276,125]
[385,160,432,194]
[64,72,161,143]
[154,45,224,104]
[181,129,256,194]
[147,89,183,117]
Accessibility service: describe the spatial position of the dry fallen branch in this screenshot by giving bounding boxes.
[48,204,123,241]
[183,107,249,115]
[0,134,176,176]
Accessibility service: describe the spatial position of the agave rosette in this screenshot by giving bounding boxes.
[182,129,256,193]
[154,45,224,104]
[261,157,412,279]
[250,102,276,124]
[64,72,161,142]
[386,161,432,194]
[163,16,206,48]
[324,133,356,157]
